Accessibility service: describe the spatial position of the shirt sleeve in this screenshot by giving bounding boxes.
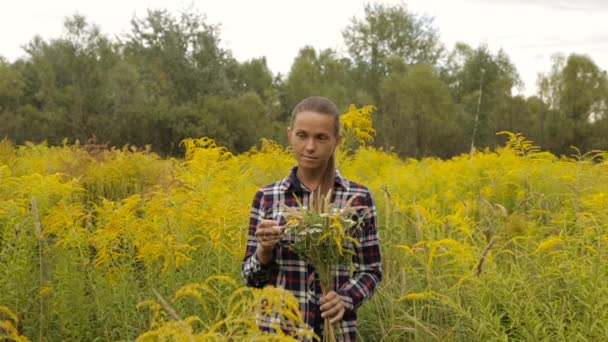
[337,190,383,311]
[241,189,277,288]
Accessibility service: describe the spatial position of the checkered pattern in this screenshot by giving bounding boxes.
[242,166,383,341]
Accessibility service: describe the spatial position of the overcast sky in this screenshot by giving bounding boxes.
[1,0,607,96]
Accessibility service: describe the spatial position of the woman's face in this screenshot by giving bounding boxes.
[288,111,341,174]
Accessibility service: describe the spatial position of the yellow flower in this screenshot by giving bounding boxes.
[340,104,376,147]
[399,291,435,301]
[535,236,563,253]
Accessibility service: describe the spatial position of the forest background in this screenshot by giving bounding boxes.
[1,3,607,157]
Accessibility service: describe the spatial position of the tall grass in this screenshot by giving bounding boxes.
[1,133,607,341]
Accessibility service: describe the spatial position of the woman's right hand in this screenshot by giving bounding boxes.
[255,219,284,264]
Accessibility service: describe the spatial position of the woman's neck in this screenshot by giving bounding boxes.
[296,168,323,192]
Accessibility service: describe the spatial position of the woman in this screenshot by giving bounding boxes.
[241,96,382,341]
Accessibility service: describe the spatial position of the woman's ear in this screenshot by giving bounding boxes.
[287,126,292,143]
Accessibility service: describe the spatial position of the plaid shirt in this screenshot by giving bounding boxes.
[242,166,382,341]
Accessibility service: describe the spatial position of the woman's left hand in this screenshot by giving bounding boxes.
[320,291,345,323]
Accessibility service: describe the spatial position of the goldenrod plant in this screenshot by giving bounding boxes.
[136,276,315,341]
[340,104,376,150]
[0,305,30,342]
[1,112,608,340]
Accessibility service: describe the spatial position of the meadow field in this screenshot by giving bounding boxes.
[1,129,607,341]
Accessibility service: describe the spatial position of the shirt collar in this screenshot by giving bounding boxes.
[282,166,349,192]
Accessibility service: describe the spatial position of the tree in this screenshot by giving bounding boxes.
[124,9,233,103]
[201,93,283,153]
[281,47,364,118]
[522,96,555,150]
[15,15,120,144]
[379,62,463,158]
[343,3,443,103]
[229,57,273,100]
[0,57,25,113]
[441,43,521,149]
[122,9,281,154]
[538,53,608,152]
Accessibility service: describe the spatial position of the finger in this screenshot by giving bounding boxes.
[259,241,275,249]
[320,296,343,315]
[256,235,281,247]
[258,234,280,244]
[321,298,342,315]
[320,291,337,305]
[321,303,343,321]
[256,226,282,235]
[258,219,279,229]
[325,291,338,299]
[260,219,278,225]
[256,230,282,247]
[257,225,282,234]
[259,238,280,249]
[256,231,280,239]
[329,307,344,323]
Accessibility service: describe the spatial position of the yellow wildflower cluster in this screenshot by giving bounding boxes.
[0,305,30,342]
[136,276,315,341]
[340,104,376,149]
[1,121,608,340]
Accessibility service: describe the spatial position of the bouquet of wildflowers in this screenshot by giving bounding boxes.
[282,190,367,342]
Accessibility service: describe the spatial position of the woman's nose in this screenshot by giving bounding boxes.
[305,138,315,151]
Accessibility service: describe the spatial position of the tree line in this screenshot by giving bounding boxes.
[0,4,606,158]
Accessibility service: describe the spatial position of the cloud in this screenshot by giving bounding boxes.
[517,32,608,50]
[466,0,608,11]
